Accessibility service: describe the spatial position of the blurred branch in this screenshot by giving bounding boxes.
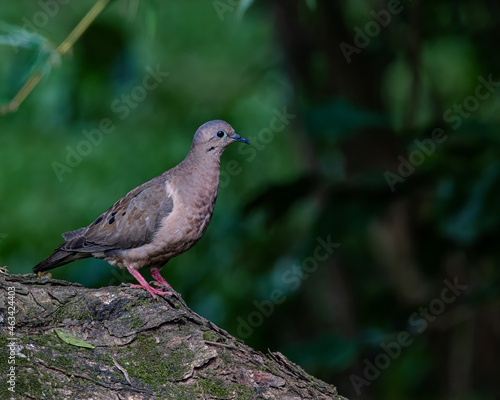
[56,0,111,56]
[0,0,111,116]
[403,0,423,130]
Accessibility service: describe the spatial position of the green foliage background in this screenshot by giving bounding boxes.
[1,1,500,399]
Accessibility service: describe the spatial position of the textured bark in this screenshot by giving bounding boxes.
[0,273,347,400]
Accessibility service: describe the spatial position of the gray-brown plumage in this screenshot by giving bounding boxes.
[34,120,249,298]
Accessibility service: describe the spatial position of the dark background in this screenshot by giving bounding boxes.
[1,1,500,399]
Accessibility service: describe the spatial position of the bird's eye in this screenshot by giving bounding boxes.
[216,130,226,138]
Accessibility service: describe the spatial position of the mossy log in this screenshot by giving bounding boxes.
[0,273,347,400]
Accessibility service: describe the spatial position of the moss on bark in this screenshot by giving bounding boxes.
[0,273,347,399]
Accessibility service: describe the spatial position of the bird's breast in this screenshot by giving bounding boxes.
[155,179,216,243]
[107,167,220,269]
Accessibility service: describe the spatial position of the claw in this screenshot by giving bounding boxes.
[151,267,173,289]
[127,267,173,298]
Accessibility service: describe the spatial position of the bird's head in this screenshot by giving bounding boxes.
[191,120,250,156]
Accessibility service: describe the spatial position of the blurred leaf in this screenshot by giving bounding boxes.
[305,0,317,11]
[443,162,500,244]
[305,100,387,142]
[121,0,139,23]
[283,333,358,372]
[0,22,58,78]
[0,22,53,50]
[243,175,318,224]
[237,0,255,20]
[145,0,158,39]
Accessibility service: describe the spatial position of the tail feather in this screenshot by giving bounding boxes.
[33,249,90,273]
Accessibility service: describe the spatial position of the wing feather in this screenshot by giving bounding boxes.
[60,176,173,252]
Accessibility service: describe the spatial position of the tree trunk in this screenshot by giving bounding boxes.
[0,273,347,400]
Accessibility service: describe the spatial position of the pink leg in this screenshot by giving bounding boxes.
[151,267,173,289]
[127,267,172,299]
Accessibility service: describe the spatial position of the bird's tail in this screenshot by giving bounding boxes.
[33,249,89,273]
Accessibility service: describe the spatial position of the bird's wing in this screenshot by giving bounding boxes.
[60,176,173,252]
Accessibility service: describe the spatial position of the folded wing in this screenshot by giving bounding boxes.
[61,177,173,253]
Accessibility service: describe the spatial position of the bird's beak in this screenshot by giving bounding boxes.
[232,134,250,144]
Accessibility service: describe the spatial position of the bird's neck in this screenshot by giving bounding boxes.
[173,146,222,197]
[181,145,222,173]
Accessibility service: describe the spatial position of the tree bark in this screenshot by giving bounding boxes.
[0,273,347,400]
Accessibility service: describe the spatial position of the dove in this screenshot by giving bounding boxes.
[34,120,249,298]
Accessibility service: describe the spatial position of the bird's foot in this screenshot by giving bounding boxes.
[128,283,172,298]
[127,267,173,299]
[152,280,173,289]
[150,267,173,289]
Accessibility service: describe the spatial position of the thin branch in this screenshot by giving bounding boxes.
[112,357,133,385]
[57,0,111,56]
[0,0,112,116]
